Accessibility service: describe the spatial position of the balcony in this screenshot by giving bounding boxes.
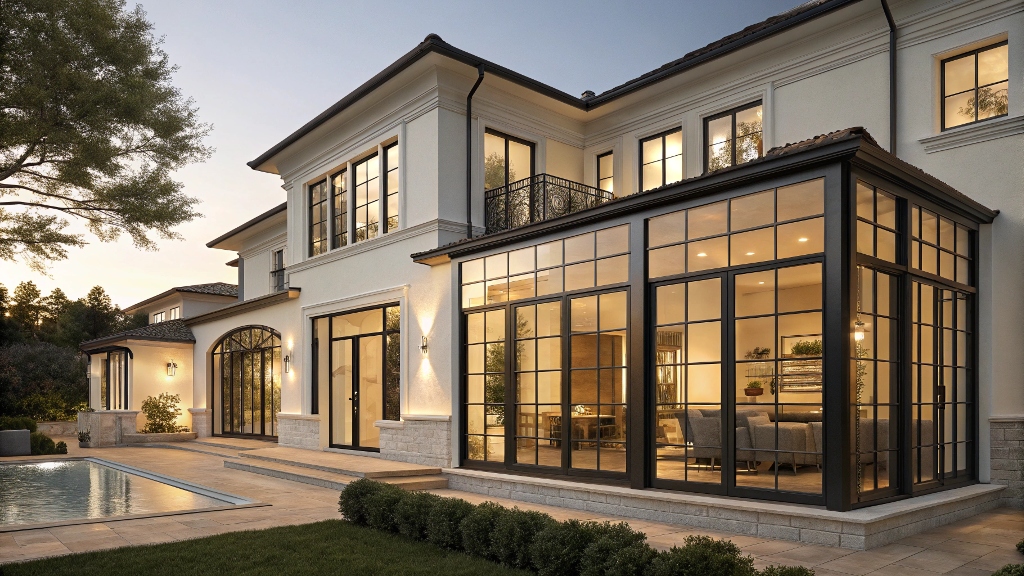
[484,174,615,234]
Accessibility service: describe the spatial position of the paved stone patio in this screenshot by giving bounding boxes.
[1,437,1021,574]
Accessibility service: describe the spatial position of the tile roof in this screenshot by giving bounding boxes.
[80,319,195,351]
[173,282,238,297]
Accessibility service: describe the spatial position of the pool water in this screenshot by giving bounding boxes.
[0,459,234,527]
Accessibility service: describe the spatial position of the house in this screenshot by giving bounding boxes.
[81,0,1023,524]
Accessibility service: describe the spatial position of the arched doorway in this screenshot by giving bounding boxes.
[211,326,282,437]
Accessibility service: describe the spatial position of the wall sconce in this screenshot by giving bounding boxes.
[284,354,291,373]
[420,336,429,355]
[166,362,177,377]
[854,320,866,342]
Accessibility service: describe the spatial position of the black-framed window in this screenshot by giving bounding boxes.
[856,181,900,264]
[331,169,348,249]
[911,205,972,285]
[271,249,285,292]
[383,143,399,233]
[640,129,682,192]
[597,151,614,194]
[705,102,763,173]
[309,179,329,256]
[484,129,534,190]
[941,42,1008,130]
[211,326,282,437]
[354,154,380,242]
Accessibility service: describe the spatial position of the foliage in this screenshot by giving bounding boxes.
[646,535,757,576]
[958,86,1009,121]
[461,500,507,559]
[744,347,771,360]
[140,393,188,433]
[29,431,57,455]
[0,342,87,420]
[425,496,475,550]
[1017,538,1024,554]
[490,507,555,569]
[0,520,536,576]
[579,522,653,576]
[993,565,1024,576]
[789,339,822,356]
[759,567,816,576]
[54,440,67,454]
[338,478,388,525]
[531,519,605,576]
[78,429,90,443]
[745,380,764,389]
[484,152,515,190]
[364,483,405,533]
[0,0,211,271]
[0,415,36,431]
[394,491,441,541]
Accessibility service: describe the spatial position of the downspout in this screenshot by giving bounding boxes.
[466,65,485,239]
[880,0,897,156]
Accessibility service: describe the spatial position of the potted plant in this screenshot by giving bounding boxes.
[78,429,91,448]
[744,380,764,397]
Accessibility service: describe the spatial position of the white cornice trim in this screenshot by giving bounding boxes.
[919,115,1024,153]
[238,232,287,260]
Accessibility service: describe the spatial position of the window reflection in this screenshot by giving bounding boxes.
[705,102,763,172]
[942,43,1008,130]
[640,129,683,192]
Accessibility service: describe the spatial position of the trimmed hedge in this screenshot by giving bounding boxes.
[338,479,812,576]
[1017,538,1024,555]
[0,415,37,432]
[29,431,66,455]
[994,565,1024,576]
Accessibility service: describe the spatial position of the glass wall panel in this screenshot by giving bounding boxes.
[514,301,562,468]
[465,309,506,462]
[911,205,972,285]
[855,181,900,264]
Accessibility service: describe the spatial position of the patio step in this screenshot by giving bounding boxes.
[191,438,270,451]
[138,442,244,459]
[224,458,448,491]
[238,447,441,479]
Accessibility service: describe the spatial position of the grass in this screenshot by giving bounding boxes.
[2,520,533,576]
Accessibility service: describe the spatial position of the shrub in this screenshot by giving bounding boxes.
[54,441,68,454]
[29,431,56,455]
[760,566,816,576]
[993,565,1024,576]
[0,415,37,432]
[426,496,475,550]
[491,507,555,570]
[78,429,90,443]
[1017,538,1024,555]
[532,519,606,576]
[0,342,88,421]
[580,522,653,576]
[140,393,188,433]
[461,501,507,559]
[647,535,757,576]
[339,478,388,525]
[394,491,441,540]
[364,483,405,532]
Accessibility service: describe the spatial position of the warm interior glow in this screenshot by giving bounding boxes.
[798,237,809,242]
[854,320,866,341]
[697,252,707,257]
[745,251,755,256]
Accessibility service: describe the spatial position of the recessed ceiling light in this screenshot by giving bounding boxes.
[745,252,755,256]
[758,281,765,285]
[697,252,707,257]
[798,237,809,242]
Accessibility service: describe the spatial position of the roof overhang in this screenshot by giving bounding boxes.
[184,288,301,326]
[207,202,287,251]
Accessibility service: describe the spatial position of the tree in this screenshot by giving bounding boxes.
[9,281,42,338]
[0,0,211,271]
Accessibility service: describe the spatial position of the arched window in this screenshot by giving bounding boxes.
[211,326,282,437]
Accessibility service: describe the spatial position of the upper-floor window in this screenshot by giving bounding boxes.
[309,179,328,256]
[169,307,180,320]
[597,151,613,194]
[383,142,399,233]
[484,129,534,190]
[331,170,347,249]
[640,129,682,192]
[705,101,763,172]
[271,249,285,292]
[942,42,1008,130]
[354,153,380,241]
[152,311,165,324]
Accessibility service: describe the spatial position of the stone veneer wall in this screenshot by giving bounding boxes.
[188,408,211,438]
[378,416,451,468]
[277,413,320,449]
[990,416,1024,509]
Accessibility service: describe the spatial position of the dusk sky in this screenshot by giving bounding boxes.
[0,0,807,309]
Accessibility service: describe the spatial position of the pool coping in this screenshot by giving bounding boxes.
[0,457,270,533]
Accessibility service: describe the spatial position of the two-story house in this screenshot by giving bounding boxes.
[84,0,1023,530]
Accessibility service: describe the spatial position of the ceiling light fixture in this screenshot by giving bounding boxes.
[697,252,707,257]
[745,251,755,256]
[798,237,809,242]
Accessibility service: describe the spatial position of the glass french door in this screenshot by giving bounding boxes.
[212,326,282,437]
[330,335,383,449]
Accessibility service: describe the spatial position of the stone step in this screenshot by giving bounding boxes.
[224,458,448,491]
[238,447,441,479]
[138,442,243,459]
[191,438,269,451]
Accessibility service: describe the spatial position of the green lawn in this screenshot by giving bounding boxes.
[3,520,532,576]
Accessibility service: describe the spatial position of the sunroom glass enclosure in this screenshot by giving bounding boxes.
[455,156,988,512]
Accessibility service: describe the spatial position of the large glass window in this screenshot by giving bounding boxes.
[942,42,1008,130]
[465,309,506,462]
[383,143,399,233]
[514,301,562,468]
[354,154,380,242]
[484,130,533,190]
[212,327,282,437]
[332,170,348,249]
[911,205,971,284]
[271,249,285,292]
[309,179,328,256]
[597,151,613,194]
[640,129,682,192]
[649,178,824,278]
[705,102,762,172]
[856,181,899,264]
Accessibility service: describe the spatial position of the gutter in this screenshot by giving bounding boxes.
[466,66,485,239]
[880,0,897,156]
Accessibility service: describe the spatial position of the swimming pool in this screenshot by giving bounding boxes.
[0,458,251,528]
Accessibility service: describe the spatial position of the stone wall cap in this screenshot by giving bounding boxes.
[375,420,405,429]
[276,413,321,421]
[990,415,1024,422]
[402,414,451,422]
[187,408,212,414]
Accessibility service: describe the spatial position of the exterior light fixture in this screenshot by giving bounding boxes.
[420,336,429,354]
[284,354,291,373]
[798,237,809,242]
[166,362,177,377]
[854,320,866,342]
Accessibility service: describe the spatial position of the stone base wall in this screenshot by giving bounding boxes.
[379,417,451,468]
[277,413,320,450]
[76,410,139,447]
[188,408,212,438]
[36,421,78,437]
[990,416,1024,509]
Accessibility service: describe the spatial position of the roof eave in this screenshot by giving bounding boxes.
[207,202,288,249]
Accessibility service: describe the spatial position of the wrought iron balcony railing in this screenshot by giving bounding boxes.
[484,174,615,234]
